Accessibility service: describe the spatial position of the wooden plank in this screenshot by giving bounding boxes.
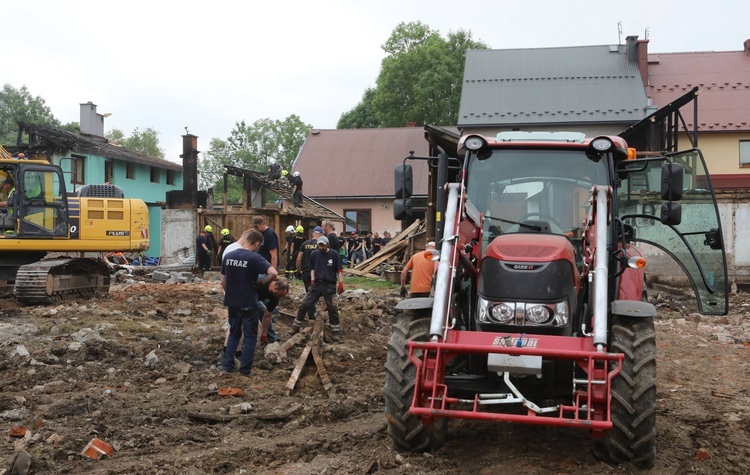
[310,316,335,398]
[285,343,312,396]
[357,240,408,274]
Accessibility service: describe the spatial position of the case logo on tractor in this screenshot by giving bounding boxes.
[508,264,541,271]
[106,230,130,236]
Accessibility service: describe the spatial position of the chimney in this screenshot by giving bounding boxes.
[79,102,105,137]
[181,134,199,196]
[745,39,750,55]
[636,38,650,88]
[625,35,639,62]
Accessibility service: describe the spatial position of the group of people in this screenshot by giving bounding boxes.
[199,215,435,377]
[209,217,346,376]
[267,164,303,208]
[336,230,393,267]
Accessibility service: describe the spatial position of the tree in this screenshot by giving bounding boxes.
[0,84,61,145]
[198,115,312,201]
[337,22,489,128]
[337,88,378,129]
[106,127,165,159]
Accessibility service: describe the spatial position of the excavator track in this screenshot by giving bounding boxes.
[14,258,111,305]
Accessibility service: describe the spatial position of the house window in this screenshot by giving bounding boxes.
[71,155,85,184]
[126,162,135,179]
[150,167,159,183]
[344,209,371,233]
[104,161,113,184]
[166,170,176,185]
[741,141,750,168]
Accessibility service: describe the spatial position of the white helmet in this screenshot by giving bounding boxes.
[292,171,300,177]
[285,225,295,233]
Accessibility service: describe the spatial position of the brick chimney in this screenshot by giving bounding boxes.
[745,39,750,55]
[79,102,106,137]
[181,134,198,196]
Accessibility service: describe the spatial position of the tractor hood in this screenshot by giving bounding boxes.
[484,233,577,264]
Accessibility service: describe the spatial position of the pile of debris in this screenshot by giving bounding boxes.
[343,220,426,280]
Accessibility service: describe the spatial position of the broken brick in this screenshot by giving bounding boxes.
[82,437,114,459]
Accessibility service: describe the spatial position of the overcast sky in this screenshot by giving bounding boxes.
[2,0,747,163]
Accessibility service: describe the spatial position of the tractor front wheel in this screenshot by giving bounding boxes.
[597,313,657,468]
[384,313,447,452]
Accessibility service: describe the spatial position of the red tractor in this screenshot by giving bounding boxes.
[386,131,727,467]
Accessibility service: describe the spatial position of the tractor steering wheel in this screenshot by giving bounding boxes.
[515,213,565,234]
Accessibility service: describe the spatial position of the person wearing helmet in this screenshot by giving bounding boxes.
[195,229,211,277]
[288,171,303,208]
[203,225,217,266]
[217,228,235,262]
[286,225,306,279]
[289,234,345,342]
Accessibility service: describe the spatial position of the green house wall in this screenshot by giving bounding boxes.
[53,154,183,258]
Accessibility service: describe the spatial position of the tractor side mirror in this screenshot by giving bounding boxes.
[660,202,682,225]
[661,163,684,201]
[393,199,413,220]
[395,164,413,199]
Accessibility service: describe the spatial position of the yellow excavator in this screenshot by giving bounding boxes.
[1,149,149,304]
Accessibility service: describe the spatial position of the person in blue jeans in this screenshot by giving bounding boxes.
[220,229,277,376]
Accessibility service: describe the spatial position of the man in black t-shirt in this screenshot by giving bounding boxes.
[252,216,279,269]
[296,226,324,319]
[322,219,340,253]
[289,236,345,342]
[220,230,277,375]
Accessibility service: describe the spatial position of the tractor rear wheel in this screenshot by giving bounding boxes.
[598,313,657,468]
[384,313,447,452]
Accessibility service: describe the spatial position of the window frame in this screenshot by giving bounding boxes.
[740,140,750,168]
[150,167,160,183]
[70,155,85,185]
[126,162,136,179]
[166,169,176,185]
[343,208,371,233]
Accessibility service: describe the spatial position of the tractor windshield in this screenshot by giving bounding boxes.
[467,149,609,244]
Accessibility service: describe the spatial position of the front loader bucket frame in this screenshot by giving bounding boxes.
[408,330,623,434]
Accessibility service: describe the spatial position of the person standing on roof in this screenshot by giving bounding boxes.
[289,171,303,208]
[289,235,345,342]
[217,228,235,262]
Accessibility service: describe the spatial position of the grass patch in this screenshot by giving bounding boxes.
[343,276,399,291]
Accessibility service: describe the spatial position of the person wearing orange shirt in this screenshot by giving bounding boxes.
[400,241,437,298]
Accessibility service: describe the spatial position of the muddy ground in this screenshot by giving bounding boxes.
[0,273,748,474]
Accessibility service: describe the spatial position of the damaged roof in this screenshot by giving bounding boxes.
[19,122,182,171]
[224,166,344,221]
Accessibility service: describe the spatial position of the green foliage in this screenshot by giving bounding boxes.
[338,22,489,129]
[199,115,312,201]
[0,84,61,145]
[337,88,378,129]
[106,127,165,159]
[344,275,399,291]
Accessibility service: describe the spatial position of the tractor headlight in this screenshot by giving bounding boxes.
[525,304,550,324]
[492,303,515,323]
[464,135,486,151]
[477,297,569,327]
[591,137,613,152]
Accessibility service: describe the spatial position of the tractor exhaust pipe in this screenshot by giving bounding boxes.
[430,183,461,340]
[593,186,610,350]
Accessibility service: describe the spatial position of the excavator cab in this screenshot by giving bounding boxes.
[2,164,69,238]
